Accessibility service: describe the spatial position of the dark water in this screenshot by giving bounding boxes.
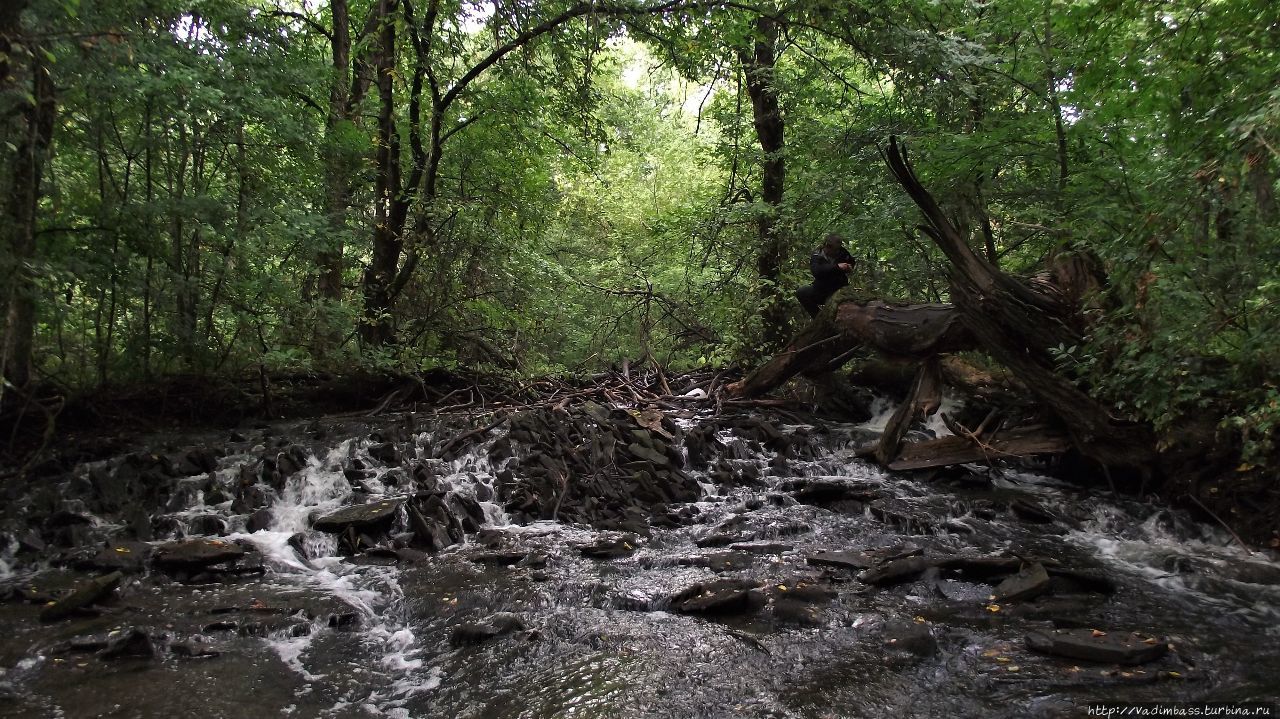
[1,406,1278,718]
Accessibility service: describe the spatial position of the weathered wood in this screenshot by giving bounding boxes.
[727,297,974,398]
[882,137,1156,469]
[874,357,942,466]
[887,425,1071,471]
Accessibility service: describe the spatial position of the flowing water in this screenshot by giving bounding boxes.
[0,407,1277,718]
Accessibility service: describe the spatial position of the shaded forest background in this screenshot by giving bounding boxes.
[2,0,1277,463]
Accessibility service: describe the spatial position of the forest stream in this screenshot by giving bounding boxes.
[0,397,1277,719]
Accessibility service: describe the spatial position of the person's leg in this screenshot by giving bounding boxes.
[797,285,821,317]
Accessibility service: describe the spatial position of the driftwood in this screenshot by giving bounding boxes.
[729,137,1156,474]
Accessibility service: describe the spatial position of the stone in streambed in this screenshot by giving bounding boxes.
[98,628,158,661]
[858,556,931,585]
[313,499,403,533]
[880,619,938,658]
[39,571,123,622]
[676,551,754,572]
[1046,567,1117,595]
[78,542,153,574]
[807,550,874,572]
[731,541,793,555]
[991,562,1051,603]
[670,580,763,615]
[450,613,527,647]
[469,551,528,567]
[1025,628,1168,665]
[579,535,638,559]
[934,555,1025,579]
[153,538,246,570]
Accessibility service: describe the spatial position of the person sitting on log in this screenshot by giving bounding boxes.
[796,233,856,317]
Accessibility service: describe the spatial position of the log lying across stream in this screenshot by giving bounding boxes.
[728,137,1155,476]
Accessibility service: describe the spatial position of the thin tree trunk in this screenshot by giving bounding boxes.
[317,0,353,305]
[359,0,402,346]
[1,15,56,401]
[737,16,787,350]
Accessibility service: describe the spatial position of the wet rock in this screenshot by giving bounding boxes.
[991,562,1051,603]
[247,508,274,533]
[807,550,874,572]
[470,551,528,567]
[1025,628,1168,665]
[771,599,823,626]
[1010,498,1057,524]
[313,499,403,533]
[450,613,527,646]
[187,514,228,537]
[880,619,938,657]
[858,556,931,586]
[676,551,754,573]
[287,532,310,560]
[232,483,272,514]
[694,532,744,548]
[784,479,878,507]
[78,542,153,574]
[935,555,1025,579]
[328,612,360,630]
[579,535,638,559]
[56,634,112,653]
[39,571,123,622]
[153,538,246,570]
[518,552,548,569]
[99,628,158,661]
[1046,567,1117,595]
[670,580,763,615]
[171,639,220,658]
[730,542,793,555]
[367,442,401,465]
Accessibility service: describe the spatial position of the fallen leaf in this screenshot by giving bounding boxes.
[986,604,1001,613]
[1091,629,1107,637]
[1007,665,1021,672]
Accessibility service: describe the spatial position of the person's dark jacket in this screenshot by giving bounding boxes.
[809,246,856,292]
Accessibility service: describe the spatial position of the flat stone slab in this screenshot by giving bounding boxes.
[40,571,123,622]
[858,556,931,585]
[670,580,762,615]
[1026,628,1169,665]
[676,551,754,572]
[992,562,1051,603]
[934,555,1024,579]
[153,539,246,569]
[807,550,874,571]
[313,499,403,533]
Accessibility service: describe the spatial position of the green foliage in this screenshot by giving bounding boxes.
[5,0,1276,466]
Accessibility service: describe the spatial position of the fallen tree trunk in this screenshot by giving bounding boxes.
[726,296,974,398]
[728,137,1157,474]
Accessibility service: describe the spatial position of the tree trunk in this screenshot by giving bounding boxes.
[881,138,1154,469]
[737,16,787,350]
[359,0,403,346]
[1,11,56,403]
[317,0,356,306]
[727,292,974,398]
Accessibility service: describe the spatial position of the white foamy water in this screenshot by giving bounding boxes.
[1068,505,1280,623]
[203,431,519,714]
[858,394,959,437]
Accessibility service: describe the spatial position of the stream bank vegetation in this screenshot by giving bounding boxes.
[2,0,1277,545]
